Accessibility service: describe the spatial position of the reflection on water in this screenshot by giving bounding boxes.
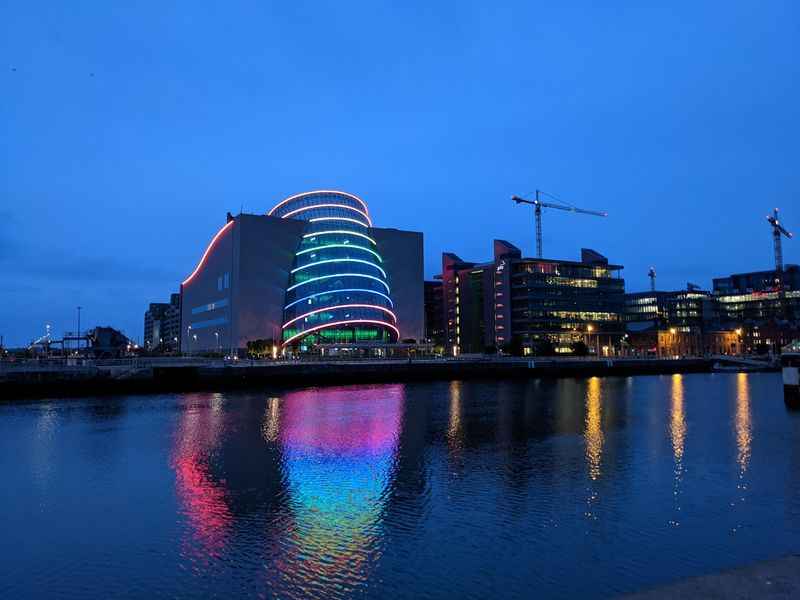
[732,373,753,533]
[447,380,464,452]
[584,377,603,520]
[10,374,790,598]
[669,374,686,527]
[172,393,232,560]
[584,377,603,481]
[262,396,281,443]
[735,373,752,478]
[271,385,404,598]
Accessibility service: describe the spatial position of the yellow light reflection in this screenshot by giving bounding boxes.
[669,374,686,526]
[262,397,281,443]
[447,381,464,451]
[735,373,752,477]
[584,377,603,481]
[731,373,753,534]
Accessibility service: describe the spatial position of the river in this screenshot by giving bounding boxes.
[1,373,799,598]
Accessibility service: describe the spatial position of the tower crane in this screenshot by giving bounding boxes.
[512,190,607,258]
[766,208,793,272]
[648,267,656,292]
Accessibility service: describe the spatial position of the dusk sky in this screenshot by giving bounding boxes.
[2,1,798,346]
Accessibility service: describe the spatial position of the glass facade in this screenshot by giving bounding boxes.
[269,191,398,348]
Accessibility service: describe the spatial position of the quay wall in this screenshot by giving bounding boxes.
[0,357,721,401]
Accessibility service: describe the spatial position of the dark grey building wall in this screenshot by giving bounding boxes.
[235,214,304,349]
[372,227,424,342]
[181,218,236,353]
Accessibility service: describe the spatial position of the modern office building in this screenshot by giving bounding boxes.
[143,293,181,352]
[181,191,424,354]
[624,288,712,330]
[713,265,800,323]
[439,241,625,355]
[712,265,800,352]
[423,280,445,347]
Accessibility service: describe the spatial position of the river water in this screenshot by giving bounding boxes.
[1,373,799,599]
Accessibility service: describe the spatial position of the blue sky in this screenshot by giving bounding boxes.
[2,1,798,346]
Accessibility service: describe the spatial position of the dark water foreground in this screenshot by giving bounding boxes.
[1,373,799,599]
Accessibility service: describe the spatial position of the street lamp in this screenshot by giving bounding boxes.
[214,331,220,354]
[187,325,192,355]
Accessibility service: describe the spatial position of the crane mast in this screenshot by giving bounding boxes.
[512,190,608,258]
[767,208,793,272]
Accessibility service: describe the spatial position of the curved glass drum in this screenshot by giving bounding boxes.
[269,191,399,348]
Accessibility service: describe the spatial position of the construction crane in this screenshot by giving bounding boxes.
[766,208,793,272]
[648,267,656,292]
[512,190,607,258]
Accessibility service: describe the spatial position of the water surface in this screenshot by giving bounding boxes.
[1,373,799,598]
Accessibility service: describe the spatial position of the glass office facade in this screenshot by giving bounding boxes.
[270,191,398,348]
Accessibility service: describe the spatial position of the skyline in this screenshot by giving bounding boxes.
[2,0,799,345]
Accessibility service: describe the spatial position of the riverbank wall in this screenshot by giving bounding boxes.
[0,356,735,400]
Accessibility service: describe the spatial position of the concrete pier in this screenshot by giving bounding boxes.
[783,352,800,409]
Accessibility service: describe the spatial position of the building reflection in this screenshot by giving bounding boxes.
[735,373,752,479]
[583,377,604,520]
[447,381,465,453]
[584,377,603,482]
[271,385,404,596]
[171,393,232,559]
[669,374,686,527]
[732,373,752,533]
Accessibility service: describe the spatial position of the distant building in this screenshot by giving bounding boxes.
[423,280,445,347]
[713,265,800,323]
[656,328,739,357]
[86,327,132,358]
[181,191,424,354]
[713,265,800,352]
[144,293,181,352]
[624,288,712,330]
[439,241,625,355]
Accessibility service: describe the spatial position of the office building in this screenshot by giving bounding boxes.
[424,280,445,347]
[713,265,800,323]
[712,265,800,352]
[624,288,712,330]
[439,241,625,355]
[181,190,424,354]
[144,293,181,352]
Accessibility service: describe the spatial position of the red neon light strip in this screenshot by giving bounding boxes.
[281,203,373,226]
[282,319,400,346]
[282,304,397,329]
[268,190,370,218]
[182,220,234,286]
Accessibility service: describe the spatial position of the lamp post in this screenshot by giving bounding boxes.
[187,326,192,356]
[214,331,220,355]
[587,324,598,357]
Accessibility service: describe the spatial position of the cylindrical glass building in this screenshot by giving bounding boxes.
[269,191,399,348]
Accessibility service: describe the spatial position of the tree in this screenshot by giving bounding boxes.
[246,338,277,359]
